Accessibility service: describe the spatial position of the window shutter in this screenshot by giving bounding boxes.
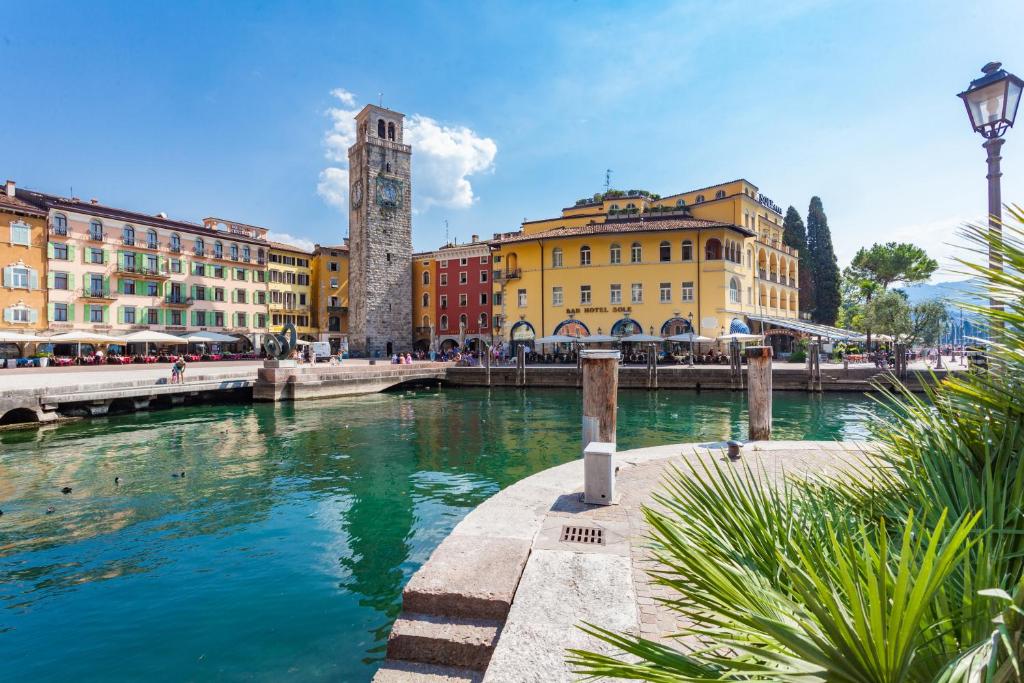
[68,245,75,260]
[118,251,125,269]
[28,308,38,324]
[28,269,39,291]
[68,273,75,289]
[48,302,54,321]
[83,304,91,321]
[3,308,12,323]
[101,305,109,322]
[118,306,124,324]
[47,242,55,259]
[103,276,109,294]
[103,250,109,265]
[68,303,75,321]
[47,272,55,288]
[2,266,11,287]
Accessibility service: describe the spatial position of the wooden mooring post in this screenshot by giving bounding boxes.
[747,346,773,441]
[484,342,491,387]
[581,349,620,454]
[516,344,526,386]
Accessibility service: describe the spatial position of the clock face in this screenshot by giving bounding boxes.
[351,181,362,208]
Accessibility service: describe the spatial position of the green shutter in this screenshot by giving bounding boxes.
[68,273,75,289]
[47,271,55,288]
[103,250,109,265]
[117,251,125,269]
[68,303,75,322]
[68,244,76,260]
[103,276,110,294]
[47,242,55,259]
[101,305,109,323]
[83,304,91,321]
[47,302,55,321]
[118,306,124,324]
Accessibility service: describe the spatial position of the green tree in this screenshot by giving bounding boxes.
[806,196,840,324]
[847,242,938,293]
[861,289,911,338]
[908,299,949,348]
[782,206,815,316]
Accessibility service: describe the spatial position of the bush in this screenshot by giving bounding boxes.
[789,349,806,363]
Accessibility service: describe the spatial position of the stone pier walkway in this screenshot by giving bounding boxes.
[375,440,878,682]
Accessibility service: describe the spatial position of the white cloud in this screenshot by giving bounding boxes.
[317,167,349,211]
[267,232,316,252]
[405,114,497,210]
[316,88,497,216]
[885,214,985,283]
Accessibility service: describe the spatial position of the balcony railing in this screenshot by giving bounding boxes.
[122,237,135,246]
[146,240,159,250]
[494,268,522,282]
[88,231,104,241]
[170,245,182,253]
[164,295,193,306]
[758,269,767,279]
[49,225,68,236]
[117,264,169,278]
[193,248,205,256]
[80,286,115,300]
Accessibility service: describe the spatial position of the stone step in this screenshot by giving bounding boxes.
[373,660,483,683]
[387,612,502,671]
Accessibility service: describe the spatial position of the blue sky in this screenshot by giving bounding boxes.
[3,1,1022,280]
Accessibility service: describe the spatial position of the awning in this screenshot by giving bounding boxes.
[746,314,863,341]
[48,331,127,343]
[665,333,715,343]
[0,331,49,342]
[620,333,664,343]
[535,335,578,344]
[178,331,240,343]
[122,330,189,343]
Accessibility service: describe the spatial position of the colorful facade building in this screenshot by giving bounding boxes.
[267,242,315,340]
[0,181,47,333]
[311,242,349,352]
[411,252,435,352]
[489,179,798,350]
[14,188,273,348]
[431,237,491,351]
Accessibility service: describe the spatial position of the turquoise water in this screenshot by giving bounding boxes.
[0,388,884,682]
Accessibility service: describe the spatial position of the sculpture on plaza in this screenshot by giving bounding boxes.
[262,322,298,360]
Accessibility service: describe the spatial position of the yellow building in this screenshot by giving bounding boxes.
[0,180,47,338]
[268,241,315,339]
[311,242,349,352]
[411,252,435,351]
[490,179,798,349]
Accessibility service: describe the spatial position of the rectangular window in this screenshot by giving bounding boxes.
[659,282,671,303]
[214,312,224,327]
[517,289,527,307]
[235,312,247,327]
[299,293,307,306]
[610,284,622,304]
[195,286,206,301]
[11,267,29,288]
[53,242,69,260]
[124,307,136,324]
[609,245,621,264]
[171,310,183,326]
[552,286,563,306]
[330,278,339,288]
[147,281,158,296]
[682,242,693,261]
[170,259,181,273]
[493,292,502,306]
[580,285,591,304]
[256,291,267,305]
[631,283,643,304]
[54,272,68,290]
[90,248,104,264]
[329,261,339,272]
[147,255,158,273]
[214,288,225,302]
[479,292,488,305]
[480,256,488,264]
[440,294,448,309]
[195,310,207,326]
[459,293,468,307]
[460,258,468,266]
[682,282,694,302]
[440,273,448,286]
[440,259,448,268]
[124,279,136,295]
[148,309,159,325]
[90,306,104,323]
[193,262,205,276]
[480,270,488,283]
[459,272,468,285]
[11,223,31,245]
[53,302,68,322]
[256,314,267,328]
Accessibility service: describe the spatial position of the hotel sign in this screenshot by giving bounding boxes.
[566,306,632,315]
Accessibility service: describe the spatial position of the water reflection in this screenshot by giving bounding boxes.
[0,388,883,682]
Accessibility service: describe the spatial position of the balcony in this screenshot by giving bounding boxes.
[49,224,69,236]
[193,248,205,256]
[80,286,116,301]
[164,295,194,307]
[122,237,135,246]
[170,245,182,253]
[88,231,104,242]
[117,264,171,279]
[414,326,432,336]
[494,268,522,282]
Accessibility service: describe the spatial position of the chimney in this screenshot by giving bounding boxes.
[4,180,14,198]
[471,234,479,243]
[90,198,99,205]
[156,212,167,219]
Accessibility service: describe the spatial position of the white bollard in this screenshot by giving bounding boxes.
[584,441,616,506]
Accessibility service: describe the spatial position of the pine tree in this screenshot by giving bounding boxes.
[782,206,815,317]
[806,196,840,325]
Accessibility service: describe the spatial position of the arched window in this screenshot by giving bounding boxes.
[387,122,395,140]
[675,199,686,207]
[579,245,591,266]
[609,204,620,211]
[681,240,693,261]
[729,277,741,304]
[122,224,135,245]
[479,312,488,328]
[551,247,563,268]
[230,243,239,260]
[630,242,642,263]
[659,240,671,262]
[214,241,223,258]
[89,220,103,241]
[53,214,68,234]
[459,314,468,329]
[422,315,430,328]
[625,202,636,210]
[704,238,722,260]
[609,243,621,264]
[194,237,205,255]
[146,229,158,249]
[170,233,181,252]
[422,270,430,285]
[422,292,430,307]
[377,119,386,138]
[747,248,753,267]
[695,194,705,204]
[440,314,448,330]
[715,190,726,199]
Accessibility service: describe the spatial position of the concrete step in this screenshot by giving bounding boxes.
[373,660,483,683]
[387,612,502,671]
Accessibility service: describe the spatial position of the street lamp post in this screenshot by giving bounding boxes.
[687,311,694,367]
[958,62,1022,308]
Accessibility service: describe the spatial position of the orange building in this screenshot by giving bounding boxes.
[0,180,47,338]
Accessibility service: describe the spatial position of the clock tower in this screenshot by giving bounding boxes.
[347,104,413,357]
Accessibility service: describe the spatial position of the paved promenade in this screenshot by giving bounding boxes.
[375,440,877,682]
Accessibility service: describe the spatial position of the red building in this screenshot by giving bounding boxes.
[433,237,491,350]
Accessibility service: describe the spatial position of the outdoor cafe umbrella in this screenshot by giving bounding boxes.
[0,331,49,342]
[576,334,618,343]
[665,332,714,343]
[47,330,126,358]
[534,334,578,344]
[716,332,764,343]
[179,331,240,343]
[122,330,188,356]
[619,333,664,343]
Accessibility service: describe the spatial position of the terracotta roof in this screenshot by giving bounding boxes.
[490,216,754,245]
[0,192,47,217]
[14,188,270,246]
[268,240,314,255]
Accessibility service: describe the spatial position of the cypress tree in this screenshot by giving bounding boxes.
[806,196,840,325]
[782,206,815,317]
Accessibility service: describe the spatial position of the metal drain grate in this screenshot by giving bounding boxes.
[560,525,605,545]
